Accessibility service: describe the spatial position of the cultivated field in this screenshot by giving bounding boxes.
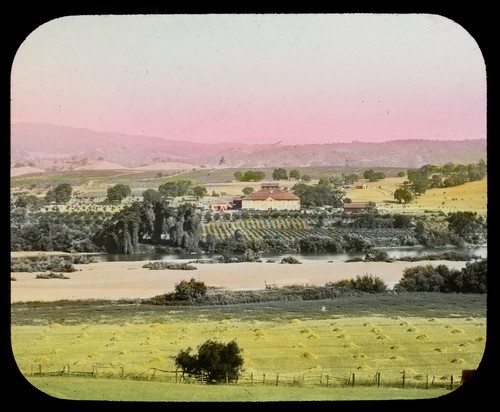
[11,293,487,402]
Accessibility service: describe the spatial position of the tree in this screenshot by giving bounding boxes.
[45,183,73,204]
[233,171,243,181]
[363,169,385,182]
[343,173,358,185]
[174,339,244,383]
[289,169,300,180]
[142,189,162,204]
[407,169,429,195]
[239,170,265,181]
[158,179,192,198]
[292,183,344,208]
[301,175,311,182]
[242,187,254,195]
[397,171,405,177]
[272,168,288,180]
[394,187,414,204]
[190,184,207,200]
[446,211,481,240]
[107,184,132,203]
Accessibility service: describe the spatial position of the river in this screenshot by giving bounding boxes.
[94,245,487,263]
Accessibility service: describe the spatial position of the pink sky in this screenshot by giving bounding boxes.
[10,14,486,145]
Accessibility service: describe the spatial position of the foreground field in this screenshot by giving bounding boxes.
[11,293,487,402]
[23,376,452,402]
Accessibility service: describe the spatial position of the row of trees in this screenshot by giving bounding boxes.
[394,259,487,293]
[406,160,486,195]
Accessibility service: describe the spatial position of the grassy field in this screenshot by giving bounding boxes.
[11,294,487,402]
[346,177,488,217]
[22,376,453,402]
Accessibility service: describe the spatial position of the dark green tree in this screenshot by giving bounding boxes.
[446,211,482,241]
[142,189,162,204]
[107,183,132,203]
[190,184,208,200]
[272,168,288,180]
[45,183,73,204]
[158,179,192,198]
[394,187,414,204]
[174,339,244,383]
[242,187,254,195]
[289,169,300,180]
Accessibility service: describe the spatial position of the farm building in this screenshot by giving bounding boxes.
[210,198,233,212]
[241,182,300,211]
[343,202,372,213]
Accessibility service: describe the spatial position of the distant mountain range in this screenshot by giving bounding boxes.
[11,122,487,169]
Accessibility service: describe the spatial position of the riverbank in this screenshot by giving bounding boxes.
[10,259,469,303]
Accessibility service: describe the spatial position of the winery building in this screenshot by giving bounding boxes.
[241,182,300,211]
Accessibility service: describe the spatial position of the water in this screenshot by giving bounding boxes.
[93,245,487,263]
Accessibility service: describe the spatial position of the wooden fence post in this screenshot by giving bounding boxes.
[326,375,329,387]
[276,373,279,386]
[262,374,265,385]
[251,372,253,386]
[402,371,405,388]
[121,366,124,379]
[39,364,42,376]
[377,372,381,387]
[450,375,454,390]
[426,374,429,389]
[67,364,70,377]
[352,373,355,387]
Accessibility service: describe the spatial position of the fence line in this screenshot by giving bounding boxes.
[28,363,465,391]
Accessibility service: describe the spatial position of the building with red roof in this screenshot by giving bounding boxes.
[241,182,300,210]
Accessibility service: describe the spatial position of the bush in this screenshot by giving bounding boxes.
[174,278,208,301]
[281,256,302,264]
[394,260,487,293]
[174,339,244,384]
[35,272,70,279]
[143,261,197,270]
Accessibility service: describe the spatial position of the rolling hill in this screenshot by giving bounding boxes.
[10,122,487,169]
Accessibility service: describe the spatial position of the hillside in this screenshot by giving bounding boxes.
[11,122,487,169]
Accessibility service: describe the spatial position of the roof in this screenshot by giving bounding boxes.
[243,188,300,201]
[210,197,231,205]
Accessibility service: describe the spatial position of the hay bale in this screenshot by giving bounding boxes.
[300,351,317,359]
[451,358,465,364]
[406,327,417,332]
[290,318,301,324]
[300,328,311,334]
[416,334,430,341]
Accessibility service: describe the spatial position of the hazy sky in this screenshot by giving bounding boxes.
[11,14,486,145]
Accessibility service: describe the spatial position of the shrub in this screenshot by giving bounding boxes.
[36,272,70,279]
[281,256,302,264]
[174,278,208,301]
[143,261,197,270]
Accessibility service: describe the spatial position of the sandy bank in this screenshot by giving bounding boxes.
[10,259,468,303]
